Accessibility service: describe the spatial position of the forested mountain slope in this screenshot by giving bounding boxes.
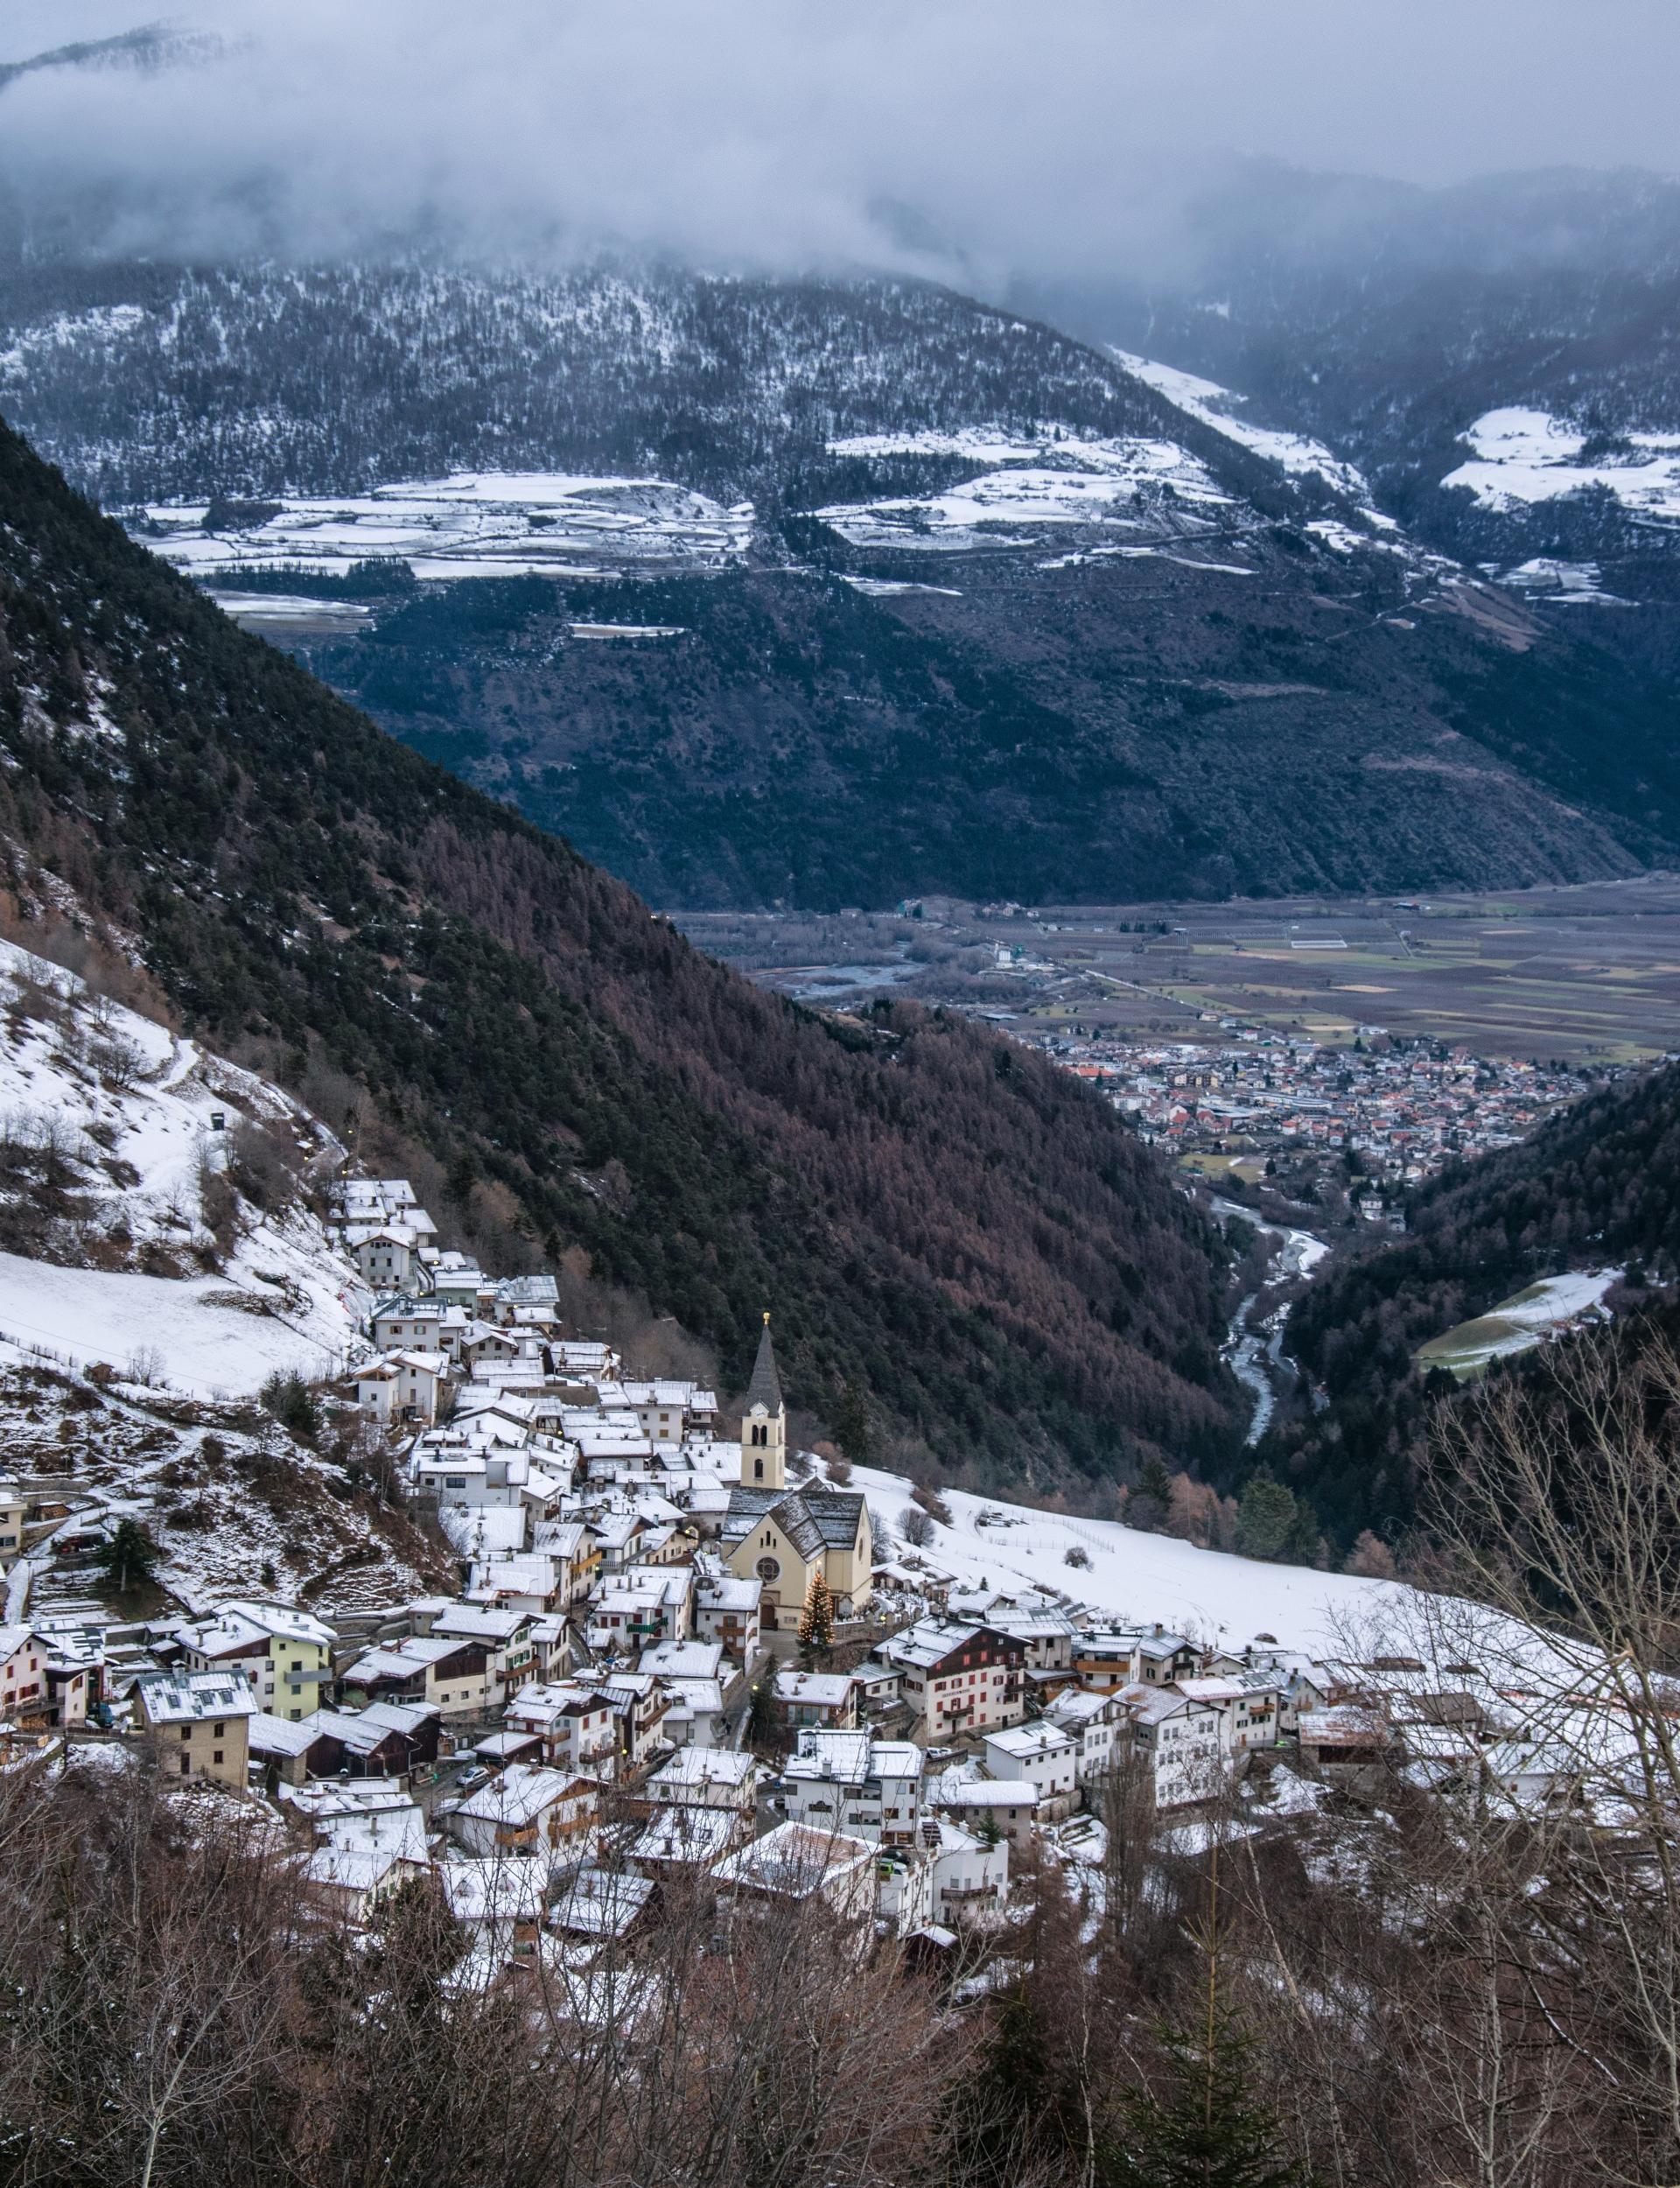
[0,264,1238,508]
[1260,1055,1680,1546]
[0,412,1242,1487]
[2,258,1675,908]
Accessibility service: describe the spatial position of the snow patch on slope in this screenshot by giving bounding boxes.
[0,939,366,1392]
[1445,408,1680,520]
[0,305,150,381]
[1112,351,1375,504]
[814,426,1234,551]
[0,1252,354,1397]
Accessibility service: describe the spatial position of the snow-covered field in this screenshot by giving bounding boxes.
[1415,1267,1620,1378]
[0,1252,354,1397]
[851,1462,1398,1656]
[136,473,754,583]
[1445,408,1680,520]
[208,593,374,632]
[815,426,1236,551]
[1112,352,1375,505]
[0,939,366,1393]
[1494,557,1629,605]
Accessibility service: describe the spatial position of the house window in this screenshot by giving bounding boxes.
[756,1556,780,1583]
[179,1757,190,1776]
[212,1751,224,1766]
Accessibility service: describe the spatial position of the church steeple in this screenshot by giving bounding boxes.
[741,1311,786,1490]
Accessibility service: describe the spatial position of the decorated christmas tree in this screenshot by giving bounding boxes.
[797,1568,835,1659]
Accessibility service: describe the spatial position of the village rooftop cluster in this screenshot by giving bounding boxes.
[0,1168,1649,1974]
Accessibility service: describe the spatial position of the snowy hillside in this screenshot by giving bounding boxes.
[0,939,366,1393]
[0,265,1206,509]
[1111,352,1376,506]
[851,1462,1399,1656]
[0,1346,449,1616]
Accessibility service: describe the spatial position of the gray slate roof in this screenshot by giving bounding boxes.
[722,1484,865,1560]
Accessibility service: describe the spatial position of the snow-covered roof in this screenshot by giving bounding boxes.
[932,1777,1040,1809]
[629,1804,738,1865]
[713,1820,874,1899]
[773,1670,853,1707]
[430,1604,529,1643]
[550,1866,654,1938]
[178,1600,335,1653]
[136,1668,257,1723]
[316,1799,430,1865]
[696,1574,760,1610]
[786,1729,872,1785]
[880,1620,990,1671]
[1174,1675,1249,1704]
[983,1722,1075,1760]
[440,1504,527,1557]
[454,1763,592,1827]
[344,1637,460,1680]
[638,1639,723,1681]
[650,1746,758,1792]
[440,1858,548,1925]
[304,1844,422,1896]
[248,1712,319,1757]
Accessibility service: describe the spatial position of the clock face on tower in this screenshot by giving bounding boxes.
[756,1555,780,1583]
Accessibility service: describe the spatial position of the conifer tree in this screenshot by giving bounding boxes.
[102,1516,158,1596]
[1110,2018,1308,2188]
[1109,1839,1310,2188]
[744,1674,776,1751]
[1130,1454,1173,1532]
[830,1378,873,1464]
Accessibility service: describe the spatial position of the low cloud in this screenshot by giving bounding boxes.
[3,2,1678,281]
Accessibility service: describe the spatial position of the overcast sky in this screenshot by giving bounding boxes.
[4,2,1678,280]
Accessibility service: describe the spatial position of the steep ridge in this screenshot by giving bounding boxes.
[0,412,1241,1487]
[1,259,1671,907]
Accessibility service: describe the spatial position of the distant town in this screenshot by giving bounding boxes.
[1026,1027,1600,1204]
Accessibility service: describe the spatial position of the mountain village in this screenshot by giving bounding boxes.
[0,1159,1639,1988]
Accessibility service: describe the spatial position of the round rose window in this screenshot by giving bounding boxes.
[756,1555,780,1582]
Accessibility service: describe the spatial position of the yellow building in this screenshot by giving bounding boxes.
[177,1601,336,1722]
[722,1318,872,1627]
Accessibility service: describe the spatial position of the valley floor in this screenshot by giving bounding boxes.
[683,869,1680,1065]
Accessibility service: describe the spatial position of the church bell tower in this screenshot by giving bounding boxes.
[741,1311,786,1490]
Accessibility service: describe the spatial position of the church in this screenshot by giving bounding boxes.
[721,1317,872,1629]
